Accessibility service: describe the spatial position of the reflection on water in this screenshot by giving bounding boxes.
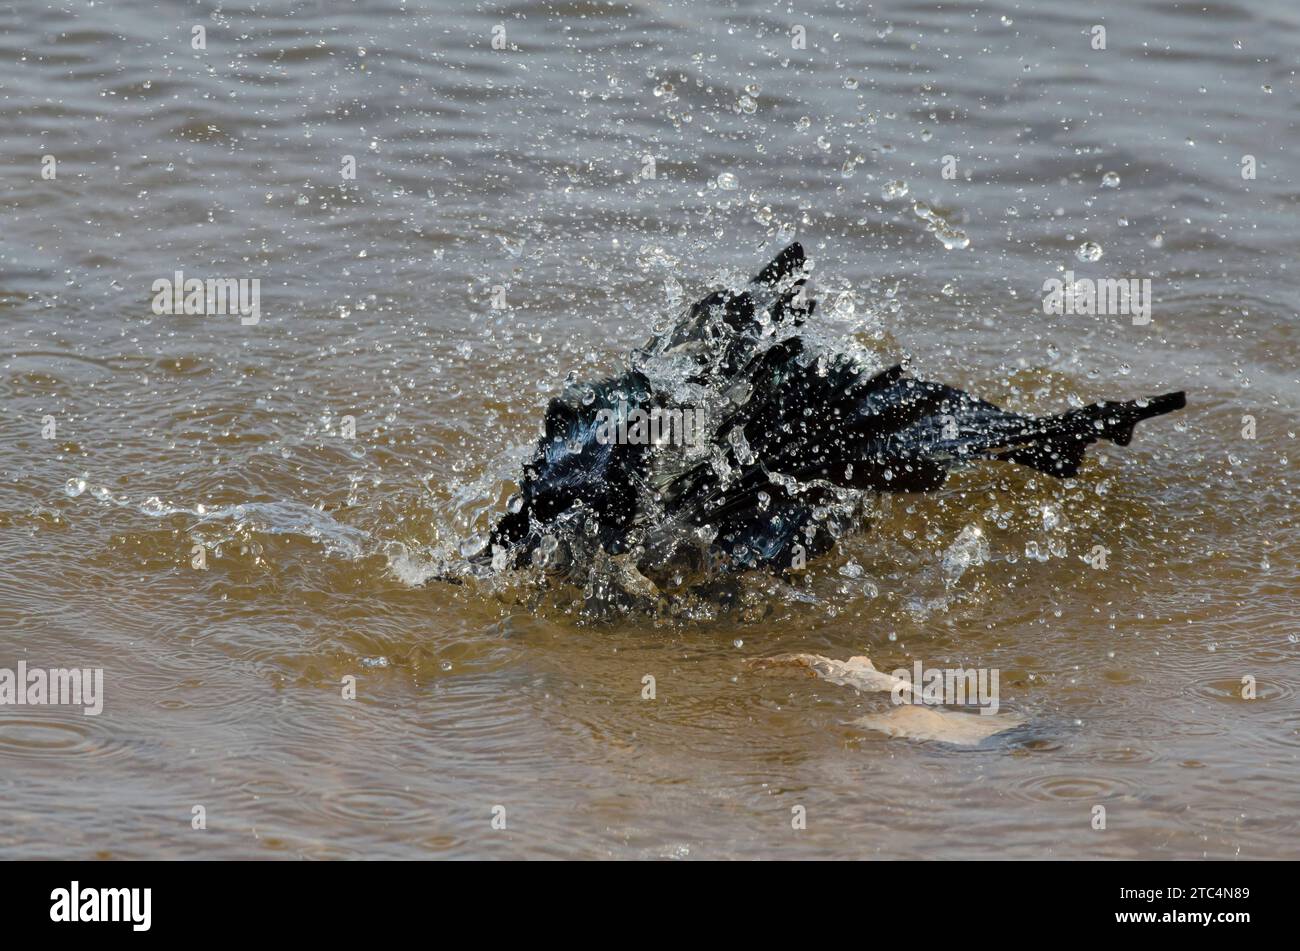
[0,0,1296,858]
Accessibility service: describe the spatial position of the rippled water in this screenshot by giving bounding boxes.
[1,0,1296,858]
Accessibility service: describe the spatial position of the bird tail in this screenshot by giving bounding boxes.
[991,391,1186,478]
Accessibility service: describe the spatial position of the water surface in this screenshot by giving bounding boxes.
[1,0,1297,858]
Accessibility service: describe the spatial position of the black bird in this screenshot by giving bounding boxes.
[481,243,1185,602]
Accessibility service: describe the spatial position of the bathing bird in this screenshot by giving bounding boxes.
[482,243,1185,597]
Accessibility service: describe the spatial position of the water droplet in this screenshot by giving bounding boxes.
[140,497,166,517]
[716,171,739,190]
[912,199,969,249]
[1076,241,1103,262]
[1101,171,1120,188]
[881,179,909,201]
[1042,505,1060,532]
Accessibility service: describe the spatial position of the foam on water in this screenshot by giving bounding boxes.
[69,483,374,560]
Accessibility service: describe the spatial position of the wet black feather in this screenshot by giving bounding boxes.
[486,243,1186,580]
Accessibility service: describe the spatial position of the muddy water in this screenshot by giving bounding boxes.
[1,0,1297,859]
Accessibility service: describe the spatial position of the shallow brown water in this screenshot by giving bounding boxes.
[0,0,1297,858]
